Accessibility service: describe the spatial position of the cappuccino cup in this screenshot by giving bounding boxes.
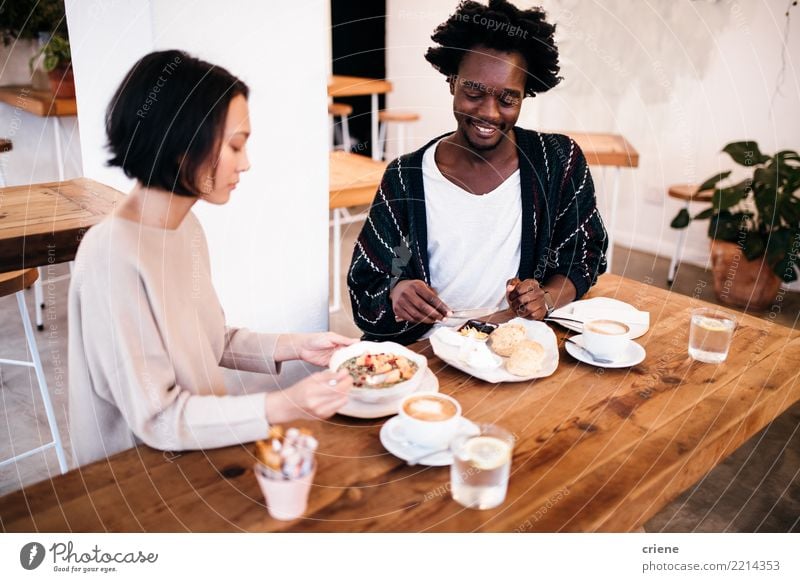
[395,393,462,449]
[582,319,631,361]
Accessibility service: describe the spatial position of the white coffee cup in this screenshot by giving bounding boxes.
[582,319,631,361]
[395,393,462,449]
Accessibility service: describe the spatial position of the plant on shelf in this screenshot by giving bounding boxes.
[671,141,800,309]
[28,33,74,98]
[28,32,70,73]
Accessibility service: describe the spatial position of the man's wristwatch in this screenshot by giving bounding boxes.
[542,288,556,316]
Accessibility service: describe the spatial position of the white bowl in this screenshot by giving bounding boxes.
[329,341,428,404]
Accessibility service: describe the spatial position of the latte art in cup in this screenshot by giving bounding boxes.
[582,318,632,361]
[396,393,462,449]
[402,395,458,421]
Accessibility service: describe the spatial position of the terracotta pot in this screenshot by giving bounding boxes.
[47,64,75,98]
[710,239,782,311]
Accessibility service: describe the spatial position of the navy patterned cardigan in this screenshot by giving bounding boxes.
[347,127,608,345]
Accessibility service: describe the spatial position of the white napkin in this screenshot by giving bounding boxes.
[570,305,650,327]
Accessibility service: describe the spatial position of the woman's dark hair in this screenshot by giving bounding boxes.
[106,50,249,197]
[425,0,561,97]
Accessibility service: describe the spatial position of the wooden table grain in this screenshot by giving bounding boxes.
[329,151,387,209]
[1,274,797,532]
[0,177,125,271]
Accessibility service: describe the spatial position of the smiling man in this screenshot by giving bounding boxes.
[348,0,608,344]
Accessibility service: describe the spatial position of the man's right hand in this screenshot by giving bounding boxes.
[390,280,451,324]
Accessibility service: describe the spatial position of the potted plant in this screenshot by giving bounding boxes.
[671,141,800,310]
[28,33,74,98]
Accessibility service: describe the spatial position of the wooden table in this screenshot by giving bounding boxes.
[328,75,394,161]
[0,177,125,271]
[561,131,639,272]
[2,273,797,532]
[328,151,387,311]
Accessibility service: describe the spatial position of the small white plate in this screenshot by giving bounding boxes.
[338,368,439,419]
[565,334,646,368]
[430,318,559,382]
[548,297,650,339]
[379,415,478,466]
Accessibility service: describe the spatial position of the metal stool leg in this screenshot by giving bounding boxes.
[330,208,342,312]
[0,292,68,473]
[34,271,44,330]
[668,200,690,286]
[397,124,406,158]
[19,291,68,472]
[341,114,351,153]
[378,121,387,161]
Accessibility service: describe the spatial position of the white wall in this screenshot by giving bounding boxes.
[0,40,82,186]
[386,0,800,285]
[65,0,331,382]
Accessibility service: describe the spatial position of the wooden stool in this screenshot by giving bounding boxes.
[378,110,420,160]
[667,184,714,285]
[0,268,68,474]
[328,102,352,152]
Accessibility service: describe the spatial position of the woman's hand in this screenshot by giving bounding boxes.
[275,332,358,367]
[265,369,353,423]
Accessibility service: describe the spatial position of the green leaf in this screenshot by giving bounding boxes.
[712,186,744,211]
[694,207,715,220]
[723,141,770,166]
[773,150,800,166]
[670,208,691,229]
[697,171,732,193]
[780,197,800,226]
[743,232,766,260]
[708,211,742,242]
[766,229,791,264]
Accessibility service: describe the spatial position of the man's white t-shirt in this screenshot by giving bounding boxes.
[423,138,522,320]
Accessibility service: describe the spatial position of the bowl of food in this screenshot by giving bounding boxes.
[330,341,428,404]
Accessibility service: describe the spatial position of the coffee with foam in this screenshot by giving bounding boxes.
[584,319,629,336]
[402,395,457,422]
[583,318,631,361]
[397,393,462,449]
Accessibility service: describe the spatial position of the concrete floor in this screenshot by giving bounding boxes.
[1,222,798,531]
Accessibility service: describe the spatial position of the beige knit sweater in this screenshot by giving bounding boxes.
[68,212,279,467]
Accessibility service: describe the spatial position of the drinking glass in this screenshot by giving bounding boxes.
[688,307,736,364]
[450,423,514,510]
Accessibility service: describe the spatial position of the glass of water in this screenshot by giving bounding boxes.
[450,423,514,510]
[688,307,736,364]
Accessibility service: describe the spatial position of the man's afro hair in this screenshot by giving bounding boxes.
[425,0,561,97]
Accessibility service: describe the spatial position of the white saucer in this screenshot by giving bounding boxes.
[379,415,478,467]
[549,297,650,339]
[337,368,439,419]
[564,334,646,368]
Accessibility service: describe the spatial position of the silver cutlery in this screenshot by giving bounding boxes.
[565,337,614,364]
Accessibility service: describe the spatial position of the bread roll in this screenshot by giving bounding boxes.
[489,323,527,356]
[506,340,546,376]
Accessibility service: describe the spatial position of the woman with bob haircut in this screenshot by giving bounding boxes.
[68,50,354,467]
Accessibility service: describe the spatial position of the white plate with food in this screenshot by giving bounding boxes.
[547,297,650,339]
[429,318,558,383]
[338,368,439,419]
[330,341,428,405]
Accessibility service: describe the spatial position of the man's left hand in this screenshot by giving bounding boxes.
[506,278,547,320]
